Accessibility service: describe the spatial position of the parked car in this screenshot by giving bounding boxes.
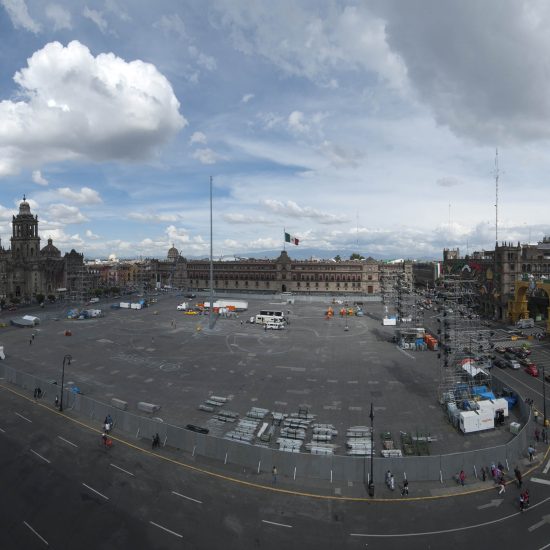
[184,292,197,299]
[495,347,506,354]
[519,357,536,368]
[494,359,507,369]
[185,424,209,434]
[525,364,539,377]
[508,360,521,370]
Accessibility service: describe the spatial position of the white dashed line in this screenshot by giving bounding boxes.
[110,463,134,476]
[262,520,292,528]
[15,412,32,423]
[171,490,202,504]
[23,521,49,546]
[543,459,550,475]
[82,483,109,500]
[0,427,5,433]
[57,435,78,448]
[149,521,183,538]
[531,477,550,486]
[30,449,51,464]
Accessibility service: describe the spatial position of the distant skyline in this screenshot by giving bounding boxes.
[1,1,550,261]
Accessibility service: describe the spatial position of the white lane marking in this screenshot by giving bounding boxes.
[23,521,49,546]
[262,520,292,528]
[15,412,32,423]
[82,483,109,500]
[110,463,134,477]
[531,477,550,486]
[538,542,550,550]
[57,435,78,448]
[171,490,202,504]
[350,495,550,538]
[528,514,550,532]
[30,449,51,464]
[396,346,415,360]
[0,427,5,433]
[149,521,183,538]
[543,459,550,475]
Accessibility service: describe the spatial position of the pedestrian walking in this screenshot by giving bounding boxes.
[54,395,59,408]
[29,338,32,345]
[535,428,541,443]
[498,476,506,494]
[385,470,391,487]
[389,474,395,491]
[152,433,160,449]
[519,492,525,512]
[528,445,535,462]
[36,387,41,399]
[459,470,466,486]
[481,467,487,482]
[534,409,539,423]
[401,479,409,496]
[33,387,38,399]
[514,467,522,488]
[272,466,277,484]
[523,490,530,509]
[543,427,548,444]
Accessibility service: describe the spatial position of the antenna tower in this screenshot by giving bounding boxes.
[494,148,499,244]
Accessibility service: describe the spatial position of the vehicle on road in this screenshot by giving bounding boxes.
[495,346,506,354]
[508,359,521,370]
[494,359,506,369]
[266,322,285,330]
[177,302,188,311]
[184,310,198,315]
[186,424,209,434]
[525,364,539,377]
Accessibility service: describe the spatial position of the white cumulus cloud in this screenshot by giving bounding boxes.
[57,186,102,204]
[0,40,187,177]
[83,6,108,34]
[189,131,207,145]
[32,170,48,186]
[1,0,41,33]
[46,203,88,224]
[192,148,223,165]
[45,3,72,31]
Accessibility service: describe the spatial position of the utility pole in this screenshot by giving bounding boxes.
[209,176,215,330]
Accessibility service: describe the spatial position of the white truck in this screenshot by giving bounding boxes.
[516,318,535,328]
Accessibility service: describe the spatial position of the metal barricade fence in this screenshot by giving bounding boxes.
[0,364,538,483]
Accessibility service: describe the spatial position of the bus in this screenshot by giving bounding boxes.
[255,310,285,324]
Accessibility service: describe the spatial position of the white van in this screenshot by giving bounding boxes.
[266,322,285,330]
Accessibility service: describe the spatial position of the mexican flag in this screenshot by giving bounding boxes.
[285,232,299,245]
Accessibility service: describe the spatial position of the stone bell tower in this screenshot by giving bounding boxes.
[11,195,40,260]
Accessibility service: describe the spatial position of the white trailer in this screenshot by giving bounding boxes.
[382,317,397,326]
[477,398,509,418]
[120,302,130,309]
[203,299,248,311]
[459,409,494,433]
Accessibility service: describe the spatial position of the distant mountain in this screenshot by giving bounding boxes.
[185,247,439,262]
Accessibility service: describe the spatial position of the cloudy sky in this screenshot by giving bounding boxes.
[1,0,549,261]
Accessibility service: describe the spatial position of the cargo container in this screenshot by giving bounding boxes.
[459,408,494,433]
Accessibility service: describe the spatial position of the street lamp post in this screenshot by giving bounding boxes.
[59,354,72,412]
[543,363,547,428]
[368,402,375,497]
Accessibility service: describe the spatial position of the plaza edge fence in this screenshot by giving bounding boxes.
[0,364,534,484]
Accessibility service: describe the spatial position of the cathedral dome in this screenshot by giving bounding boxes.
[18,195,32,216]
[41,238,61,257]
[167,244,179,261]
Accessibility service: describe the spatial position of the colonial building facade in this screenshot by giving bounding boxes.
[0,197,85,303]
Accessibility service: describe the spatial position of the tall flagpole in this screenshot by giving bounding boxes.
[283,227,286,251]
[209,176,214,329]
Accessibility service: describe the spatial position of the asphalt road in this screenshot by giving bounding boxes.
[2,386,550,549]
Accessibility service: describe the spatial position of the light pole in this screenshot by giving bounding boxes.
[368,402,375,497]
[543,363,547,428]
[59,354,72,412]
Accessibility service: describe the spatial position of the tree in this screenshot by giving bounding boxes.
[350,253,365,260]
[35,293,45,305]
[334,255,341,262]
